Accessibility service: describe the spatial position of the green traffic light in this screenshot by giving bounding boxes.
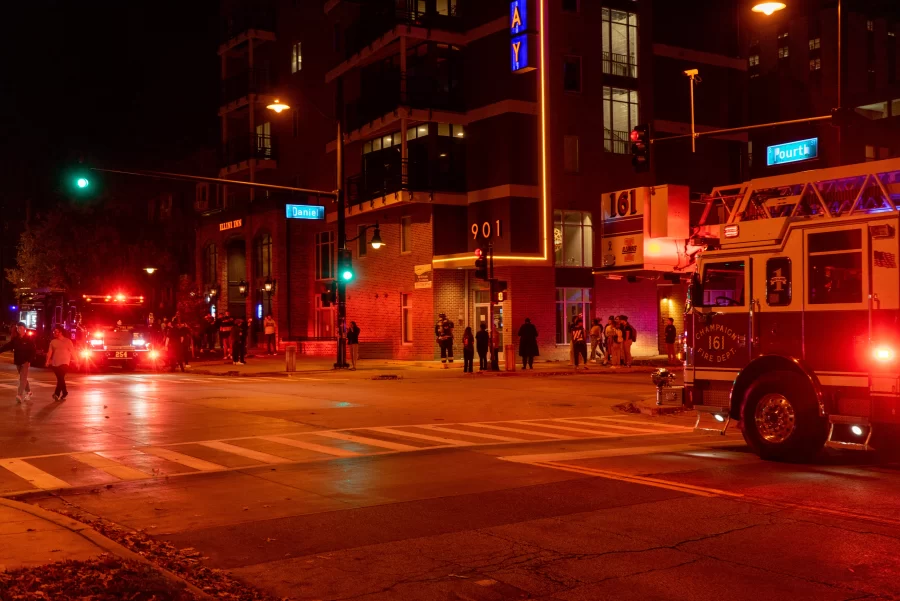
[76,177,89,189]
[341,269,354,282]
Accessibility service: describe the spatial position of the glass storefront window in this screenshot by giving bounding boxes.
[555,288,592,344]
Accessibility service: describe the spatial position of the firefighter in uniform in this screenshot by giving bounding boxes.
[435,313,455,368]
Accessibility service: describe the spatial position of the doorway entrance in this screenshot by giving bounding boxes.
[226,239,247,319]
[474,290,503,350]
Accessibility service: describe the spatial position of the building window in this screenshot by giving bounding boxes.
[777,31,789,59]
[809,37,821,50]
[401,293,413,343]
[437,123,465,138]
[602,86,639,154]
[407,123,430,140]
[563,56,582,93]
[809,58,821,71]
[555,288,592,344]
[553,210,593,267]
[601,8,638,78]
[702,261,746,306]
[292,42,302,73]
[315,231,334,280]
[357,225,368,258]
[562,0,579,13]
[254,233,272,279]
[867,19,874,32]
[748,55,759,67]
[865,145,890,161]
[203,243,217,285]
[400,216,412,253]
[564,135,580,173]
[808,230,863,305]
[436,0,457,16]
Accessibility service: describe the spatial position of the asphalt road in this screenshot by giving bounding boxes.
[2,361,899,601]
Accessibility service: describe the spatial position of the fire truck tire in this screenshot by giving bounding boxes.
[741,371,828,462]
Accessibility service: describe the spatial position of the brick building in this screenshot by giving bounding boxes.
[197,0,896,361]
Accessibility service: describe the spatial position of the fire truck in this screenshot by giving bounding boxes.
[686,157,900,460]
[74,293,156,370]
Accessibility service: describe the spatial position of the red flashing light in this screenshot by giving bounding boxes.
[873,346,895,363]
[630,129,640,143]
[474,248,483,258]
[25,331,34,337]
[115,293,126,302]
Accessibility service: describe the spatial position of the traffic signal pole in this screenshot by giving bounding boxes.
[489,242,496,371]
[335,77,348,369]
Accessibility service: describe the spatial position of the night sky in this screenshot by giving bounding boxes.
[0,1,220,211]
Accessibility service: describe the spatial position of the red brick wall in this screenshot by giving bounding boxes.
[594,278,686,357]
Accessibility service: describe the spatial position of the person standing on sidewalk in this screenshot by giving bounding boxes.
[475,323,489,371]
[46,326,74,401]
[517,318,539,370]
[490,323,501,371]
[589,318,603,364]
[664,317,678,365]
[604,315,621,367]
[461,326,475,373]
[571,318,589,369]
[347,321,361,370]
[621,315,637,367]
[264,313,277,355]
[219,311,234,362]
[435,313,455,368]
[0,322,35,403]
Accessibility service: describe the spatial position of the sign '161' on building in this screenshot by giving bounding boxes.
[510,0,538,73]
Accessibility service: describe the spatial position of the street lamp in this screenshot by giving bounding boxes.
[264,278,276,294]
[208,284,219,298]
[144,267,157,275]
[238,280,248,297]
[266,99,290,113]
[369,223,384,250]
[751,2,786,16]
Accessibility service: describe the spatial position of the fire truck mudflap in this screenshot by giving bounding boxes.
[685,157,900,461]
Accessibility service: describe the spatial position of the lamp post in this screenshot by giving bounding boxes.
[267,80,351,369]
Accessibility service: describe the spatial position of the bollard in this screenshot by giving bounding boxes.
[285,344,297,372]
[505,344,515,371]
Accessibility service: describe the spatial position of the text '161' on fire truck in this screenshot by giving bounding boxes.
[686,157,900,460]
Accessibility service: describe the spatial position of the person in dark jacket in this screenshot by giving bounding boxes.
[475,323,490,371]
[461,326,475,373]
[0,322,36,403]
[347,321,361,370]
[231,318,247,365]
[517,318,539,370]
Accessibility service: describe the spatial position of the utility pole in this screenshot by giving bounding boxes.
[684,69,700,153]
[488,241,496,371]
[335,76,348,369]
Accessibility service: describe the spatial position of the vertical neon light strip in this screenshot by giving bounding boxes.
[538,0,548,260]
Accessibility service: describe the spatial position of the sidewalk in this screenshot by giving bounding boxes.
[184,349,683,377]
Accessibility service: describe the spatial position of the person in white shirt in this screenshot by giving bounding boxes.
[46,326,75,401]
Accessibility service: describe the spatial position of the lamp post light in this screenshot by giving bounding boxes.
[751,2,786,16]
[264,278,276,295]
[238,280,248,297]
[144,267,157,275]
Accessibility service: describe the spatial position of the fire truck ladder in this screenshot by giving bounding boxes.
[696,157,900,228]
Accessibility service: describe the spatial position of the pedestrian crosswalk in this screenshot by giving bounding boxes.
[0,374,291,392]
[0,415,696,497]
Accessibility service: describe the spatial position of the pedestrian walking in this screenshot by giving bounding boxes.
[0,322,35,403]
[264,313,277,355]
[589,318,603,364]
[571,318,588,369]
[605,315,622,368]
[621,315,637,367]
[665,317,678,365]
[204,313,217,353]
[182,323,194,369]
[46,326,74,401]
[347,321,361,370]
[231,318,246,365]
[169,324,187,372]
[435,313,455,367]
[475,323,489,371]
[219,311,234,361]
[517,318,539,370]
[462,326,475,373]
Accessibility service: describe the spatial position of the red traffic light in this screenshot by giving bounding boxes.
[474,248,483,258]
[630,129,640,142]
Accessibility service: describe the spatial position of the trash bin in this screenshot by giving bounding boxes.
[505,344,516,371]
[285,344,297,372]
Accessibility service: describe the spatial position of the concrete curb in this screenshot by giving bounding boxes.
[0,498,213,600]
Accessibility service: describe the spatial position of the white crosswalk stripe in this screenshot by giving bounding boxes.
[0,415,696,496]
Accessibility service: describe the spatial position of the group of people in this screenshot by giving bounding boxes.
[570,314,639,369]
[0,322,73,403]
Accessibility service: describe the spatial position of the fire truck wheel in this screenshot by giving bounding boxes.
[741,371,827,462]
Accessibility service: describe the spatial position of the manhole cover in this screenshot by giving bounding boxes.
[372,374,401,380]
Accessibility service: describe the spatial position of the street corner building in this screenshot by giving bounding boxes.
[195,0,900,361]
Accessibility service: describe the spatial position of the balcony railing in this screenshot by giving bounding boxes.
[602,51,638,78]
[221,132,278,168]
[220,68,274,107]
[604,129,631,155]
[347,157,465,205]
[344,1,463,59]
[220,1,276,44]
[347,72,464,131]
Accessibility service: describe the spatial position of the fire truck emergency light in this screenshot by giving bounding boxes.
[873,346,895,362]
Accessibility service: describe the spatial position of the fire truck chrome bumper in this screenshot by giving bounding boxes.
[693,405,731,435]
[825,416,873,452]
